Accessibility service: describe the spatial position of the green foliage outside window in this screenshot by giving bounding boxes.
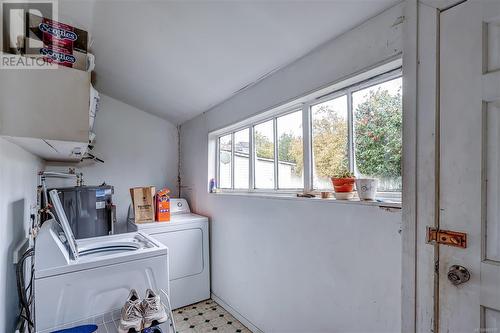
[255,132,274,159]
[251,85,402,181]
[354,88,402,178]
[311,105,349,178]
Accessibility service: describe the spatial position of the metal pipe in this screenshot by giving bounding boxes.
[40,171,78,179]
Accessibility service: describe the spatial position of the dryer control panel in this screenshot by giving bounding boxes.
[170,198,191,215]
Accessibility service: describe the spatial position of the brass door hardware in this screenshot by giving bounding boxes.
[426,227,467,248]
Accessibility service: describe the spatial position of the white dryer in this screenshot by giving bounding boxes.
[34,190,169,332]
[128,198,210,309]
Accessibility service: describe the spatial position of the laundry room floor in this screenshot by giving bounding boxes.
[173,299,251,333]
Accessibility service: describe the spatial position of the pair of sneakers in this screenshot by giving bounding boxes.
[118,289,169,333]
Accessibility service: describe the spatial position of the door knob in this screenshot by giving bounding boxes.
[447,265,470,286]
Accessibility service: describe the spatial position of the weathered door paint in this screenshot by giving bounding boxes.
[439,0,500,331]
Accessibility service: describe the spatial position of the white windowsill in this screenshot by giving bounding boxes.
[209,191,402,209]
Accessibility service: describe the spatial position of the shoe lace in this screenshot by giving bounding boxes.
[143,297,161,315]
[124,301,142,319]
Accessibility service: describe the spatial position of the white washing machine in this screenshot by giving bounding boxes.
[128,198,210,309]
[34,190,170,332]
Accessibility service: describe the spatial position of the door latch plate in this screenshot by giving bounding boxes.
[426,227,467,248]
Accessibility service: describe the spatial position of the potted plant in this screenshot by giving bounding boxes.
[331,170,355,199]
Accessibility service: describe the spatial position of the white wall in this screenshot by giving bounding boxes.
[0,138,43,332]
[180,3,404,332]
[47,94,179,231]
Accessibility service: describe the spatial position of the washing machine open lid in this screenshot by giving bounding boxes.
[47,189,165,263]
[49,189,80,259]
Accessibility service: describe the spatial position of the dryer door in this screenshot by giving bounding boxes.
[151,228,204,280]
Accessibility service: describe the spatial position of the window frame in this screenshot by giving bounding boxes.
[217,133,233,189]
[232,127,251,190]
[212,63,402,199]
[309,92,350,190]
[310,69,403,192]
[217,106,304,193]
[253,117,277,190]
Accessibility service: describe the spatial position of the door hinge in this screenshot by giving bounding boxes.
[426,227,467,248]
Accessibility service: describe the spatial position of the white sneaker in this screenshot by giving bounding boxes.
[118,289,143,333]
[142,289,169,328]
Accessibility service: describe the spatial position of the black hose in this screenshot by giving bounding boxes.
[16,248,35,333]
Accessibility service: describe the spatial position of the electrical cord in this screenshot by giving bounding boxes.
[16,248,35,333]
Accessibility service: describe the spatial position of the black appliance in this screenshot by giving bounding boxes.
[46,185,115,239]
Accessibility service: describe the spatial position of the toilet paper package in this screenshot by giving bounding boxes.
[25,13,88,70]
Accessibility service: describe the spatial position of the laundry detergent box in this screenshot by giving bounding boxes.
[155,188,170,222]
[130,186,156,223]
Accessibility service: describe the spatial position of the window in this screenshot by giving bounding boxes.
[353,78,402,192]
[219,112,304,191]
[218,134,232,189]
[254,120,275,189]
[277,111,303,189]
[234,128,250,189]
[311,95,349,189]
[311,77,402,192]
[212,64,402,197]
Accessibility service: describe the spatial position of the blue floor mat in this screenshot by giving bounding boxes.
[51,325,98,333]
[143,326,163,333]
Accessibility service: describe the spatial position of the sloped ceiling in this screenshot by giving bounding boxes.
[59,0,399,124]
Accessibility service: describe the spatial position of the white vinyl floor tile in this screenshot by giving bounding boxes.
[172,299,251,333]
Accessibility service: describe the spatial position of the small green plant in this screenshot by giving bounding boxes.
[332,169,355,179]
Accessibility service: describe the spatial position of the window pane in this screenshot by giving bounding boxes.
[277,111,303,189]
[254,120,275,189]
[311,95,349,189]
[219,134,232,189]
[234,128,249,189]
[353,77,402,192]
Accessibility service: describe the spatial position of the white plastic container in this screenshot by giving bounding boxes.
[355,179,378,201]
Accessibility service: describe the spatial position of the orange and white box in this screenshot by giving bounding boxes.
[155,188,170,222]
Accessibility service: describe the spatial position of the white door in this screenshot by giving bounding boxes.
[440,0,500,331]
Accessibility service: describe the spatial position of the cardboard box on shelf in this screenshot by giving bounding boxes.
[130,186,156,223]
[155,188,170,222]
[24,13,88,70]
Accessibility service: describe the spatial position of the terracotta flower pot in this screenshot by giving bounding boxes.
[331,177,356,193]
